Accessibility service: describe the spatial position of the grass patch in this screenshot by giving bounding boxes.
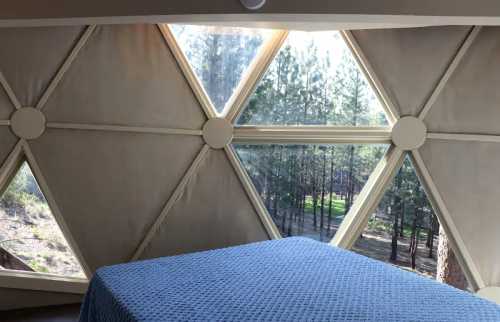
[304,194,345,217]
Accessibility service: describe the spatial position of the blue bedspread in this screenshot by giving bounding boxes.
[79,237,500,321]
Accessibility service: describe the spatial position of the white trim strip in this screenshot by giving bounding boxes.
[47,122,202,136]
[0,270,88,294]
[0,120,10,126]
[0,71,21,110]
[418,26,482,120]
[22,141,92,279]
[226,30,289,122]
[0,140,23,194]
[224,145,281,239]
[410,149,485,290]
[427,132,500,144]
[341,30,399,125]
[331,146,405,248]
[36,25,96,110]
[158,24,217,120]
[131,144,211,261]
[234,126,392,144]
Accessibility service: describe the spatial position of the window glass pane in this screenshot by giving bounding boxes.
[0,161,85,278]
[235,144,388,241]
[238,31,388,126]
[352,156,470,291]
[170,24,273,113]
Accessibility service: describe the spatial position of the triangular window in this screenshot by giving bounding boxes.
[351,156,470,290]
[235,144,388,242]
[170,24,273,114]
[237,31,388,126]
[0,161,85,278]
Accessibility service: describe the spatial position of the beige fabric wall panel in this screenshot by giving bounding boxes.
[0,87,14,119]
[0,128,17,167]
[352,26,470,117]
[426,27,500,135]
[30,130,204,271]
[420,140,500,286]
[0,26,84,107]
[140,149,269,260]
[44,24,206,129]
[0,288,82,311]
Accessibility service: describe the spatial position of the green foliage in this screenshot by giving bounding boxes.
[1,162,44,208]
[304,195,345,217]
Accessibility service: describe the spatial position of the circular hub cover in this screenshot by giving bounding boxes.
[391,116,427,150]
[10,107,46,140]
[202,118,233,149]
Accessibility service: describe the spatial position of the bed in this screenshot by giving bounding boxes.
[79,237,500,321]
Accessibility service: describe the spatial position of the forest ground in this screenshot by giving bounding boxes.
[280,197,438,279]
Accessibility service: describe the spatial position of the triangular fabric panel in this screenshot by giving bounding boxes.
[29,129,204,271]
[234,144,388,242]
[0,127,18,166]
[44,24,206,129]
[426,27,500,135]
[170,24,272,114]
[419,140,500,287]
[351,26,471,117]
[0,288,82,311]
[351,156,443,280]
[0,26,84,107]
[140,149,269,260]
[238,31,388,126]
[0,161,85,277]
[0,83,14,119]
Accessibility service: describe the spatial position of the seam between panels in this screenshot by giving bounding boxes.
[37,25,97,111]
[410,149,485,290]
[130,144,211,261]
[417,25,482,121]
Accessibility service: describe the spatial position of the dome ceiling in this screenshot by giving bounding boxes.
[0,23,498,309]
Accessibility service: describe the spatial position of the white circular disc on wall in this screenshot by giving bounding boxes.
[10,107,46,140]
[203,118,234,149]
[240,0,266,10]
[391,116,427,150]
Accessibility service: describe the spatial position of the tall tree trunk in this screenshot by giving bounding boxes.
[436,226,468,290]
[399,204,405,237]
[409,210,420,270]
[312,148,318,230]
[327,147,335,235]
[390,169,403,262]
[319,148,327,240]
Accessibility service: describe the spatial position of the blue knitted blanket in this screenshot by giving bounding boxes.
[80,237,500,321]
